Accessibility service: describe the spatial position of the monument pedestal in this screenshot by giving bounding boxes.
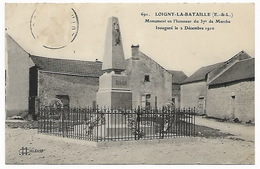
[97,90,132,109]
[96,72,132,109]
[96,71,132,139]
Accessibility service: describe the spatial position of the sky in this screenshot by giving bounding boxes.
[5,3,254,76]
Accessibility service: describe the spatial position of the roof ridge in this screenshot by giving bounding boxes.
[207,60,238,85]
[136,50,171,74]
[237,57,254,62]
[183,62,224,84]
[30,55,102,64]
[209,58,254,86]
[30,54,103,77]
[6,32,29,55]
[200,61,225,68]
[168,70,184,72]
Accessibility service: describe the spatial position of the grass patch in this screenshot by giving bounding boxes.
[5,121,38,129]
[195,125,233,138]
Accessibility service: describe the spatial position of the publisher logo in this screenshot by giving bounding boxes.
[19,147,45,155]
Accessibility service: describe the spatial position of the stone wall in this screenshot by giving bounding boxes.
[206,80,254,122]
[180,81,207,113]
[126,48,172,108]
[6,34,34,117]
[38,71,99,108]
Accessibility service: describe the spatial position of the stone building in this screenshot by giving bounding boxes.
[181,51,252,114]
[6,33,102,119]
[29,55,102,110]
[168,70,187,108]
[125,45,173,109]
[181,62,224,114]
[6,34,34,117]
[206,58,254,122]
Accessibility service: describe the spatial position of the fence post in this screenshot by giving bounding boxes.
[134,108,136,140]
[96,105,99,142]
[43,107,46,132]
[136,106,141,140]
[193,107,196,137]
[38,107,40,133]
[62,108,65,137]
[161,107,165,139]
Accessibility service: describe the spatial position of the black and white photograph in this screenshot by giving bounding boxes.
[3,0,256,165]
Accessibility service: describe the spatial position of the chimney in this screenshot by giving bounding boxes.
[131,44,140,60]
[95,59,102,63]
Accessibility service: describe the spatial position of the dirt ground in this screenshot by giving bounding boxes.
[5,121,254,165]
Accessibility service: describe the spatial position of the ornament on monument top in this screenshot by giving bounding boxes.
[102,16,126,72]
[114,21,121,46]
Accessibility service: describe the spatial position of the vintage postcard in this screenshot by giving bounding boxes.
[4,2,255,165]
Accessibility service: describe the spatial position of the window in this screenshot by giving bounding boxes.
[144,75,150,82]
[146,94,151,109]
[141,94,151,109]
[172,98,175,104]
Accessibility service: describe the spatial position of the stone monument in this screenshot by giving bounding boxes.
[96,16,132,109]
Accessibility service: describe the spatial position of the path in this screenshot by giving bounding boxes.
[195,116,254,141]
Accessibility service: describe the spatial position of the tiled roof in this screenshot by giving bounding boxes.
[30,55,103,77]
[209,58,255,86]
[183,51,252,84]
[168,70,188,84]
[183,62,224,84]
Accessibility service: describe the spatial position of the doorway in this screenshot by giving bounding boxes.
[231,95,236,119]
[198,96,205,114]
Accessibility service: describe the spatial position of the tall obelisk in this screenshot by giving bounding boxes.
[96,17,132,109]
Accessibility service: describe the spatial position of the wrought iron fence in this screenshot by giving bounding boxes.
[38,106,196,142]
